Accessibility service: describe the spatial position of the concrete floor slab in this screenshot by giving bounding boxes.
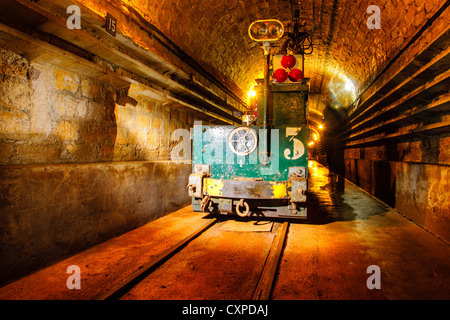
[1,162,449,300]
[272,162,450,300]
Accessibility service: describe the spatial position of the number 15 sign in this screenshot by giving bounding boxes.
[106,13,117,37]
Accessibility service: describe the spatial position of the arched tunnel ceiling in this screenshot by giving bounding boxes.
[120,0,441,113]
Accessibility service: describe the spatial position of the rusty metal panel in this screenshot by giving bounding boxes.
[256,84,308,127]
[204,178,291,200]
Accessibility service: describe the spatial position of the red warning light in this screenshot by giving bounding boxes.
[272,54,304,84]
[281,55,296,69]
[288,68,304,82]
[273,68,288,83]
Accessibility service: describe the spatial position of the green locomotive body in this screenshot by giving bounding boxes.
[188,83,310,218]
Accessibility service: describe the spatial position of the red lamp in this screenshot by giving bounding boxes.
[288,68,303,82]
[273,68,288,83]
[281,55,296,69]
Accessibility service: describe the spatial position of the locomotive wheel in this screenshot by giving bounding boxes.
[236,199,250,217]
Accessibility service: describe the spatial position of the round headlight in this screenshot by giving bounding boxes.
[228,127,258,156]
[249,22,267,40]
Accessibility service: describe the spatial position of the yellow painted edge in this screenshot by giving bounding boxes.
[205,179,224,197]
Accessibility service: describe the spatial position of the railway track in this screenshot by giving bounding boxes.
[97,218,289,300]
[252,221,289,300]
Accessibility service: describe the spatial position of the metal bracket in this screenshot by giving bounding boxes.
[188,172,207,198]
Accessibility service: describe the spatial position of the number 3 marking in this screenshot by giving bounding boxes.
[284,127,305,160]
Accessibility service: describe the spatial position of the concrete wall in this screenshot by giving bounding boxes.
[344,158,450,242]
[0,48,194,284]
[329,6,450,243]
[0,161,191,284]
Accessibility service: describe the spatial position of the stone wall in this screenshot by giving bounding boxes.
[0,48,196,165]
[0,48,194,284]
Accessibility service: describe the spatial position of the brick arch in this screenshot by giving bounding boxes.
[122,0,440,112]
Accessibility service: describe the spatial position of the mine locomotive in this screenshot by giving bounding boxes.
[188,19,311,219]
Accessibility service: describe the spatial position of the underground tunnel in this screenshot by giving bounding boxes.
[0,0,449,302]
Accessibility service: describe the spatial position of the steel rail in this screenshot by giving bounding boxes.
[97,218,217,300]
[252,222,289,300]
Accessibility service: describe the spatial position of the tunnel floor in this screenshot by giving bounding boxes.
[0,162,449,300]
